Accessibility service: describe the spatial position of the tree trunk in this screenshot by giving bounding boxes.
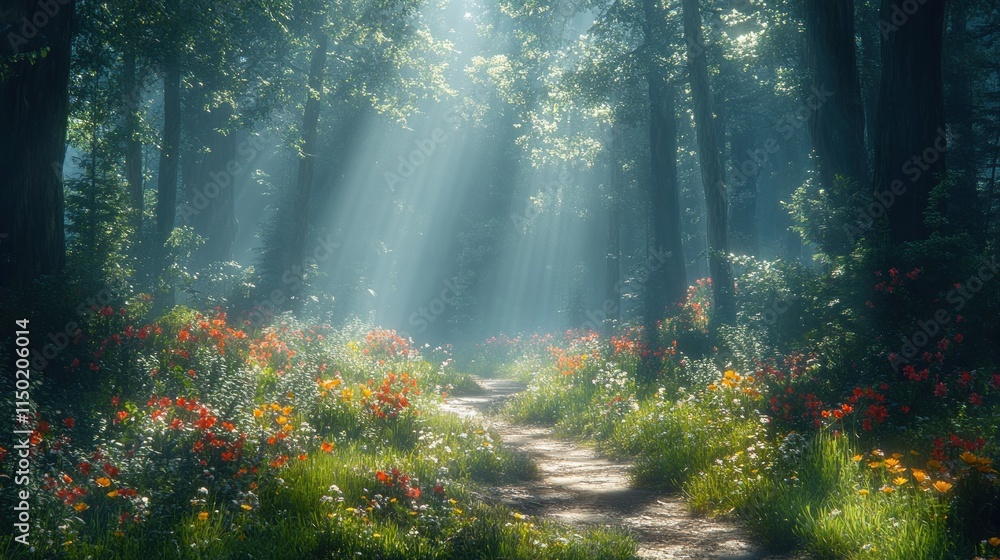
[803,0,869,206]
[641,0,687,354]
[682,0,736,329]
[856,0,880,152]
[0,0,74,289]
[729,126,759,255]
[123,49,144,237]
[285,24,329,294]
[605,126,623,334]
[155,65,181,265]
[873,0,947,243]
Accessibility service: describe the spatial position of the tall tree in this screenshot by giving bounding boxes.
[641,0,687,345]
[286,17,329,288]
[681,0,735,328]
[803,0,869,209]
[873,0,948,243]
[0,0,75,289]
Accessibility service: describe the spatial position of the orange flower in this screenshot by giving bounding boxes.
[989,537,1000,547]
[95,477,111,487]
[321,441,334,453]
[198,512,209,521]
[73,502,89,512]
[911,469,928,483]
[931,480,953,493]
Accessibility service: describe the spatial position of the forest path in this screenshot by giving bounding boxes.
[440,377,796,560]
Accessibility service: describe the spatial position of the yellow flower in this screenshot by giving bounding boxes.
[106,490,119,498]
[851,454,863,462]
[253,408,263,418]
[276,416,287,425]
[198,512,209,521]
[880,486,894,494]
[931,480,953,493]
[282,406,293,415]
[892,477,909,486]
[241,504,253,511]
[95,477,111,487]
[282,423,294,432]
[868,461,882,469]
[883,458,900,469]
[73,502,89,512]
[988,537,1000,547]
[362,387,373,398]
[961,451,979,465]
[859,489,870,496]
[269,403,281,411]
[707,384,718,391]
[911,469,928,483]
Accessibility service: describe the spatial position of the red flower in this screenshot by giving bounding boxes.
[62,417,75,429]
[954,333,963,343]
[970,393,983,406]
[111,396,120,407]
[103,463,120,477]
[89,363,100,371]
[406,486,421,499]
[78,462,91,474]
[933,383,948,397]
[116,410,129,422]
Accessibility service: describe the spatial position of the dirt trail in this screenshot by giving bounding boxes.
[441,378,796,560]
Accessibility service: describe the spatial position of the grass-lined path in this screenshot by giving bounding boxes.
[442,378,797,560]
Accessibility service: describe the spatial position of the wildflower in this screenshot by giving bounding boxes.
[63,417,75,429]
[859,489,870,496]
[911,469,928,483]
[931,480,953,493]
[321,441,334,453]
[892,477,908,486]
[880,486,894,494]
[74,502,89,512]
[198,512,209,521]
[95,477,111,487]
[989,537,1000,547]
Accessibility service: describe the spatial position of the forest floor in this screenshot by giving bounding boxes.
[441,377,799,560]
